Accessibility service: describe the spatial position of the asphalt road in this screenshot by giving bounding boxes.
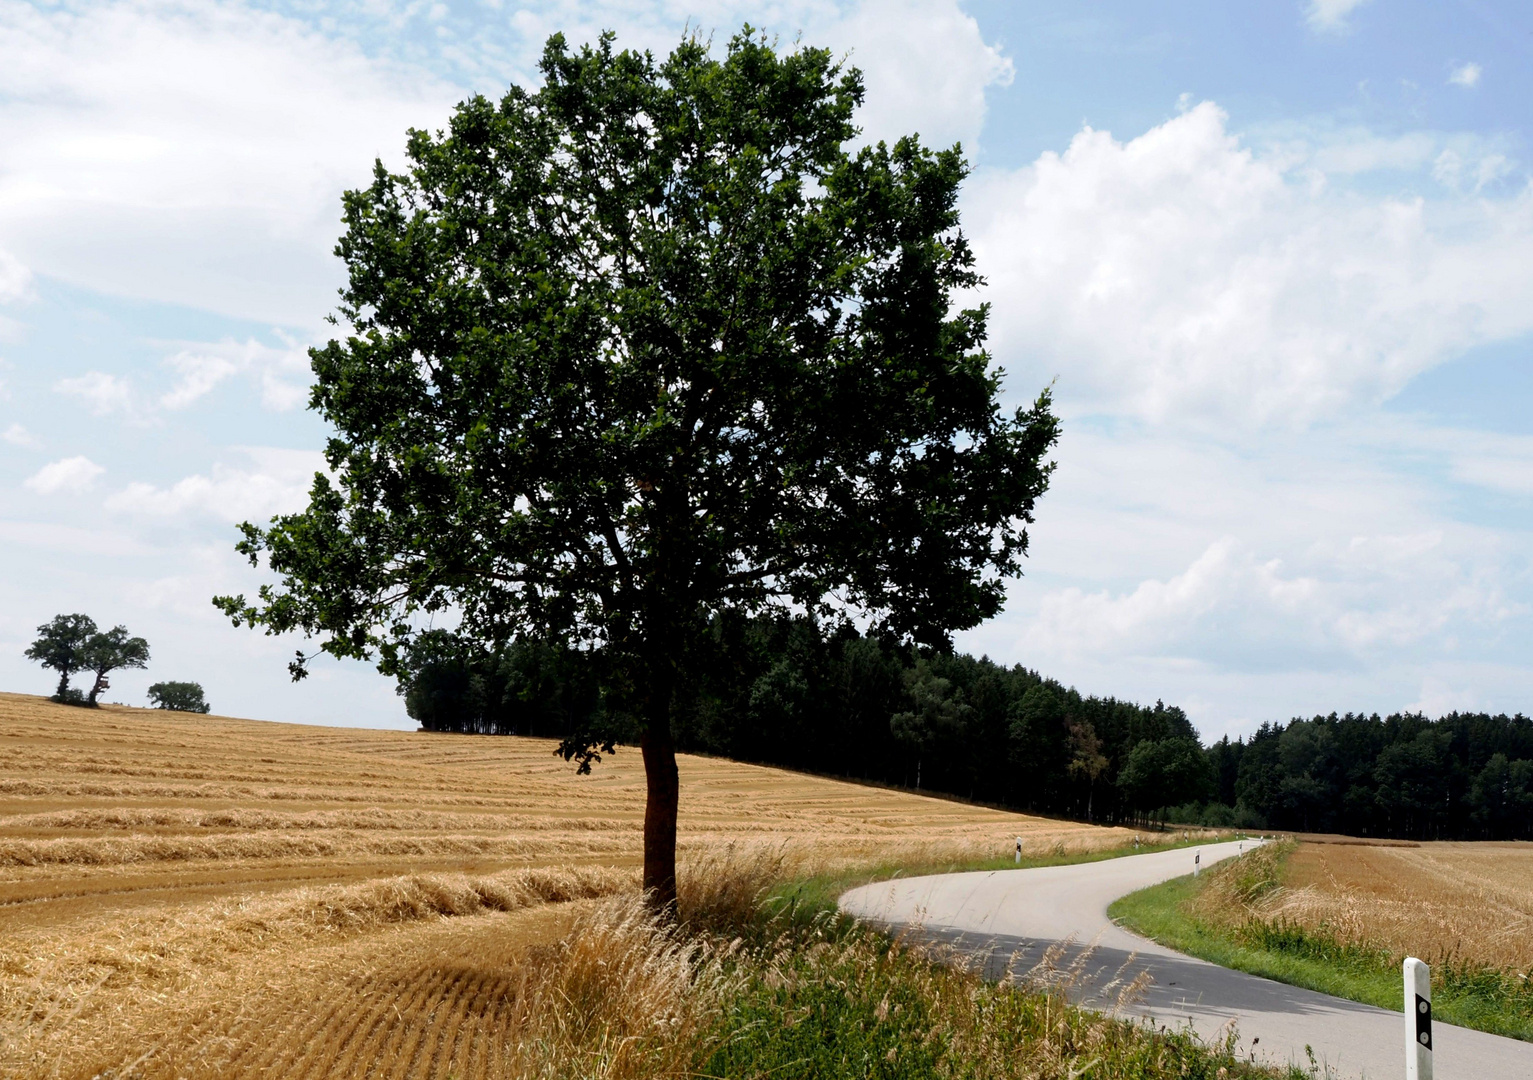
[839,840,1533,1078]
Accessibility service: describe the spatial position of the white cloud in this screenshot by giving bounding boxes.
[0,0,459,328]
[24,455,105,494]
[3,422,39,448]
[824,0,1012,151]
[1449,62,1482,88]
[0,0,1011,329]
[160,337,310,411]
[1439,431,1533,496]
[1305,0,1370,33]
[965,102,1533,427]
[1432,147,1512,192]
[1408,677,1479,717]
[104,447,324,522]
[54,371,136,417]
[0,248,28,303]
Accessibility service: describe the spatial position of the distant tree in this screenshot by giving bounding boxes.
[81,626,150,707]
[891,659,972,789]
[25,614,99,703]
[148,681,210,714]
[1066,720,1109,822]
[1467,753,1533,840]
[214,29,1059,908]
[1118,736,1214,823]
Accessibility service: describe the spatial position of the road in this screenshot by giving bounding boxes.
[839,841,1533,1078]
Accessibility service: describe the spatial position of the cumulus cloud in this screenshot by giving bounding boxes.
[964,102,1533,427]
[104,447,324,522]
[0,0,1010,329]
[0,0,458,327]
[54,371,136,417]
[1018,528,1514,670]
[24,455,105,494]
[1449,62,1482,88]
[1305,0,1370,33]
[823,0,1012,151]
[160,337,310,411]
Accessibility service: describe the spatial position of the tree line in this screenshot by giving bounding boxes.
[397,615,1211,826]
[399,617,1533,842]
[1192,712,1533,840]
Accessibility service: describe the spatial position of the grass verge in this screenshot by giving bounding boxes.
[1108,843,1533,1043]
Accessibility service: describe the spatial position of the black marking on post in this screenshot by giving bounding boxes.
[1415,994,1432,1051]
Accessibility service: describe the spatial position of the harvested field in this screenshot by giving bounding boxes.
[1269,840,1533,972]
[0,691,1134,1078]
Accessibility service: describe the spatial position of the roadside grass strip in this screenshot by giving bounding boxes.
[1108,842,1533,1043]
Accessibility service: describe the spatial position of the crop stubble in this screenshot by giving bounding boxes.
[1270,840,1533,971]
[0,692,1128,1077]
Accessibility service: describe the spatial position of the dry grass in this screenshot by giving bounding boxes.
[0,691,1139,1079]
[1188,838,1533,972]
[1271,840,1533,971]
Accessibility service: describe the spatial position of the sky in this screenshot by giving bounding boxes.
[0,0,1529,740]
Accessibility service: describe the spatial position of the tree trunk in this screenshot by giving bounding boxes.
[55,671,70,698]
[641,723,679,912]
[87,671,108,707]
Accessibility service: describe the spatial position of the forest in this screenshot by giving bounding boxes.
[397,617,1533,840]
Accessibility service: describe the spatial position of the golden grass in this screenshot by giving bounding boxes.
[1191,838,1533,972]
[0,691,1136,1078]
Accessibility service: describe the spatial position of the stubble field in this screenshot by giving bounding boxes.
[0,691,1133,1079]
[1255,838,1533,971]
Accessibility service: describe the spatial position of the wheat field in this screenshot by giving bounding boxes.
[0,691,1131,1078]
[1262,840,1533,972]
[1195,838,1533,973]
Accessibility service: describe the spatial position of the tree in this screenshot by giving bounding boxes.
[81,626,150,707]
[148,681,211,713]
[890,659,971,789]
[25,613,98,702]
[1117,737,1214,823]
[1065,720,1109,822]
[214,29,1059,909]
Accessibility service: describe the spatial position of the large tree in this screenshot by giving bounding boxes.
[25,613,98,701]
[82,625,151,707]
[215,29,1059,908]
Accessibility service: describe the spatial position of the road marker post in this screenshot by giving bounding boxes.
[1405,956,1432,1080]
[1194,849,1201,877]
[1015,837,1022,864]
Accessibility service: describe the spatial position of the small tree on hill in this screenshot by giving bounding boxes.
[25,614,98,703]
[82,626,150,707]
[148,681,210,714]
[214,29,1059,909]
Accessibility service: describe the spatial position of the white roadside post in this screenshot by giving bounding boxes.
[1194,849,1201,877]
[1405,956,1432,1080]
[1015,837,1022,864]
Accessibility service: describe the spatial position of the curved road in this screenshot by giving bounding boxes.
[840,841,1533,1078]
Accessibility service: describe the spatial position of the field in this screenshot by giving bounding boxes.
[0,691,1147,1079]
[1111,837,1533,1041]
[1272,838,1533,972]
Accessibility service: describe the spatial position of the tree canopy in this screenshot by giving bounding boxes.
[82,626,150,707]
[25,614,149,707]
[148,681,211,714]
[25,614,97,702]
[215,28,1058,906]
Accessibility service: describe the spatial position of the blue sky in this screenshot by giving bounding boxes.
[1,0,1529,738]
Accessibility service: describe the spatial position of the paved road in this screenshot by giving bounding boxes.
[840,841,1533,1078]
